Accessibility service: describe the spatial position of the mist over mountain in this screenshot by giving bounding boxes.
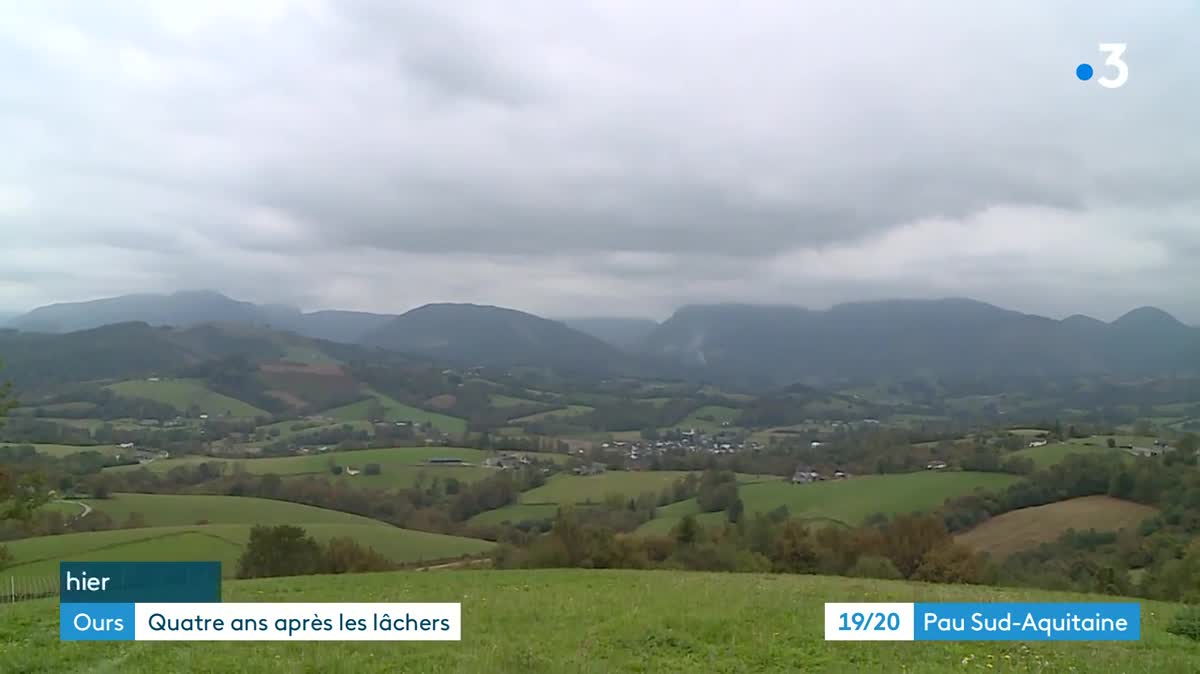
[6,291,1199,390]
[560,317,661,349]
[641,298,1200,387]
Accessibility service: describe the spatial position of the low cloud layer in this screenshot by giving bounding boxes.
[2,1,1197,321]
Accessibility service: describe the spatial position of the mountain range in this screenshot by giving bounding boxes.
[3,290,1199,389]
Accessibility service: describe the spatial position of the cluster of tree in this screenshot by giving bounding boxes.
[14,388,177,421]
[695,470,741,521]
[939,452,1195,534]
[235,525,395,579]
[0,444,132,495]
[494,508,992,586]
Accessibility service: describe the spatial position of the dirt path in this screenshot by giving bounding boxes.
[413,559,491,572]
[55,499,92,518]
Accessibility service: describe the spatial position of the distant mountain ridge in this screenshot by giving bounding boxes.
[640,298,1200,387]
[9,290,396,343]
[361,303,652,377]
[6,291,1199,388]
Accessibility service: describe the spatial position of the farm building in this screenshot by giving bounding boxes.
[792,465,821,484]
[573,462,607,476]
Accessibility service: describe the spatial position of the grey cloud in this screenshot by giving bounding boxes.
[0,1,1198,322]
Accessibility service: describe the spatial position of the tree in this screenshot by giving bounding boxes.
[0,363,47,523]
[1106,438,1117,449]
[726,497,744,524]
[674,514,700,545]
[237,525,323,579]
[878,513,951,578]
[772,520,819,573]
[1179,433,1199,454]
[322,537,394,574]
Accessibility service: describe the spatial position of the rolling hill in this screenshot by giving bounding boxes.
[42,492,394,528]
[638,471,1022,535]
[2,523,493,578]
[106,378,267,418]
[955,496,1159,559]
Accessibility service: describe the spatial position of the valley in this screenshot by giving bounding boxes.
[3,292,1200,667]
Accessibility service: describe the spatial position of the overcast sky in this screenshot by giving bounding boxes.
[1,1,1197,322]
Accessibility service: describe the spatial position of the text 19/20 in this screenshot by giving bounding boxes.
[838,612,901,631]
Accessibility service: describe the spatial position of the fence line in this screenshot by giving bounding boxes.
[3,575,60,604]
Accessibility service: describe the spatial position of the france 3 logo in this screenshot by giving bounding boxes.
[1076,43,1127,88]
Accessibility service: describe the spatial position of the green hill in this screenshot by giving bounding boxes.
[42,492,391,528]
[639,471,1022,535]
[319,392,467,433]
[1,443,124,458]
[5,570,1199,672]
[106,378,267,418]
[103,446,567,490]
[1,524,493,578]
[520,471,774,506]
[1011,437,1141,468]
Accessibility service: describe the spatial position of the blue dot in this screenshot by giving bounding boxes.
[1076,63,1093,81]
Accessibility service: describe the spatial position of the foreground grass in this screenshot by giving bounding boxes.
[2,570,1197,672]
[640,471,1021,535]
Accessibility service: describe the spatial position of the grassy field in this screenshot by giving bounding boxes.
[489,394,541,408]
[673,405,740,432]
[319,393,467,433]
[106,447,497,488]
[1010,437,1138,468]
[510,405,594,423]
[467,503,562,526]
[4,569,1199,672]
[1,523,494,578]
[103,447,568,490]
[106,378,268,418]
[956,496,1160,559]
[43,493,393,528]
[520,471,775,505]
[639,471,1022,535]
[1,443,124,458]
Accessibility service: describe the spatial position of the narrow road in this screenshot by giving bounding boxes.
[414,559,491,572]
[55,499,92,518]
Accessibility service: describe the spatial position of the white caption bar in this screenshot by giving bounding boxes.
[134,603,460,641]
[824,602,914,641]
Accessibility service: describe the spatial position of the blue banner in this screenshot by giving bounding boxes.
[60,562,221,604]
[60,602,137,641]
[913,602,1140,641]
